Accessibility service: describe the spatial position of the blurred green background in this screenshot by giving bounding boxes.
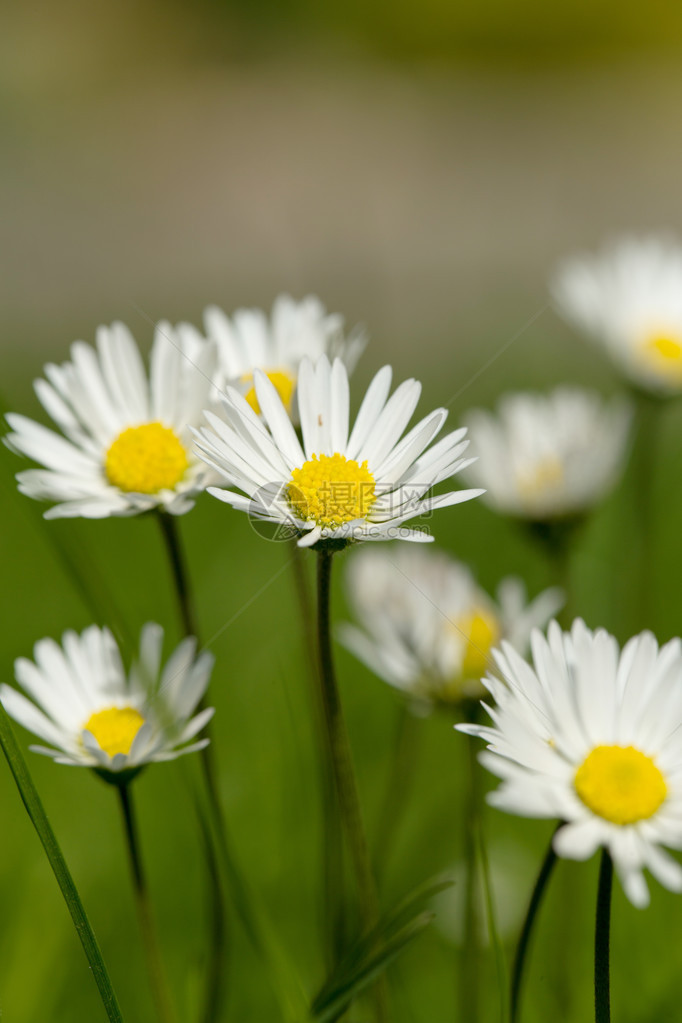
[3,1,682,1020]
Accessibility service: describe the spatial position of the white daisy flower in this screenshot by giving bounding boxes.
[0,624,214,778]
[5,321,217,519]
[459,619,682,908]
[180,294,366,418]
[462,387,631,520]
[193,355,483,548]
[340,545,562,708]
[552,234,682,394]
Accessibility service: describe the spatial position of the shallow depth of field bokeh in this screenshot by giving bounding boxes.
[3,2,682,1020]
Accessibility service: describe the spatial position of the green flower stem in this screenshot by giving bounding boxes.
[475,816,508,1023]
[510,827,559,1023]
[594,850,613,1023]
[0,703,124,1023]
[157,511,199,639]
[525,519,580,628]
[316,548,388,1022]
[157,511,306,1022]
[460,734,482,1023]
[156,510,228,1021]
[291,541,346,968]
[117,784,177,1023]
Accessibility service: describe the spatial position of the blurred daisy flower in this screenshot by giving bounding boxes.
[340,545,562,709]
[0,624,214,780]
[5,321,217,518]
[552,234,682,395]
[459,619,682,908]
[462,387,631,521]
[179,294,366,418]
[194,355,482,548]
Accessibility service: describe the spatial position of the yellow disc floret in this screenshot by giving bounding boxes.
[105,422,189,494]
[456,607,501,681]
[243,369,296,415]
[642,334,682,382]
[517,456,564,502]
[574,744,667,825]
[83,706,145,758]
[288,453,376,528]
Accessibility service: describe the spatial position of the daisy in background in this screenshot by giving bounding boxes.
[5,321,217,518]
[340,545,562,709]
[552,234,682,395]
[0,623,214,779]
[459,618,682,908]
[178,294,366,418]
[193,354,483,548]
[462,387,631,523]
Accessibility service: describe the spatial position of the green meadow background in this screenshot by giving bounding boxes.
[3,1,682,1020]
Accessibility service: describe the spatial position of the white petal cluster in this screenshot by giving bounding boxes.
[460,619,682,907]
[341,545,562,708]
[552,234,682,394]
[5,322,217,518]
[180,294,366,413]
[194,355,482,547]
[462,387,631,520]
[0,625,214,774]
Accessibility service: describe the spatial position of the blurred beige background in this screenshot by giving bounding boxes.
[3,0,682,383]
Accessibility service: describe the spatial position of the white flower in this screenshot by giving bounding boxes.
[459,619,682,908]
[193,355,483,548]
[5,321,217,518]
[462,387,631,520]
[0,624,214,777]
[179,294,366,419]
[552,234,682,394]
[340,545,562,707]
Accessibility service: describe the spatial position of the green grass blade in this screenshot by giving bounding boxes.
[0,703,124,1022]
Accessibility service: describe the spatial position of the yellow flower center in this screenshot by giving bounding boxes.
[288,453,376,528]
[456,607,501,680]
[243,369,296,415]
[574,744,667,825]
[105,422,189,494]
[83,706,146,758]
[642,333,682,380]
[517,456,564,501]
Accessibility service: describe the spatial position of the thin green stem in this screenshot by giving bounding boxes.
[316,548,388,1022]
[156,510,227,1021]
[475,818,508,1023]
[460,735,482,1023]
[117,785,177,1023]
[594,851,613,1023]
[291,541,346,968]
[510,827,559,1023]
[156,511,199,639]
[0,706,124,1022]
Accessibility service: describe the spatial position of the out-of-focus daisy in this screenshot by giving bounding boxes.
[459,619,682,908]
[5,322,217,518]
[552,234,682,395]
[462,387,631,521]
[194,355,482,548]
[180,294,366,418]
[0,624,214,778]
[340,545,562,708]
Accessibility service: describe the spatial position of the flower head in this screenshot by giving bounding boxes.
[194,355,482,548]
[180,294,366,418]
[552,234,682,394]
[462,387,631,521]
[340,545,562,709]
[459,619,682,907]
[5,321,217,518]
[0,624,214,780]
